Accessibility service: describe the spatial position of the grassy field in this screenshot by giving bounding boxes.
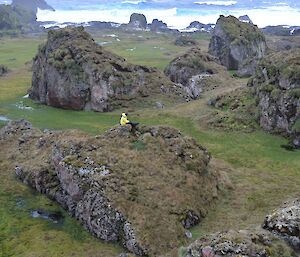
[0,31,299,256]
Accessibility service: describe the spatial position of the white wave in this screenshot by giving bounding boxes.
[122,0,144,4]
[37,5,300,30]
[194,1,237,6]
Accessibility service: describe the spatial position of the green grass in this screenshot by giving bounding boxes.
[0,34,300,256]
[0,37,43,69]
[94,30,208,70]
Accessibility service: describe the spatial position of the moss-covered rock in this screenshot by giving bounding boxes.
[183,229,296,257]
[164,47,236,99]
[249,49,300,135]
[30,27,187,112]
[209,15,267,77]
[0,4,36,31]
[1,120,230,256]
[12,0,54,14]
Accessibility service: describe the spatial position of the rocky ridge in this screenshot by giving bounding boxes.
[209,15,267,77]
[0,120,229,256]
[29,27,187,112]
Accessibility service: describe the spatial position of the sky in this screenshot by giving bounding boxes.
[1,0,300,28]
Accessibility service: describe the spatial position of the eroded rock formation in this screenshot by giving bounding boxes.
[0,120,229,256]
[209,15,267,77]
[248,49,300,139]
[164,47,237,99]
[29,27,185,112]
[184,229,296,257]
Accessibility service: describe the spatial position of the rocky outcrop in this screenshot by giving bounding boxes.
[149,19,168,32]
[29,27,186,112]
[186,21,214,32]
[174,36,197,47]
[238,15,253,24]
[164,47,237,99]
[0,4,36,30]
[0,120,229,256]
[263,199,300,251]
[248,49,300,139]
[184,229,296,257]
[12,0,54,13]
[128,13,147,29]
[209,15,267,77]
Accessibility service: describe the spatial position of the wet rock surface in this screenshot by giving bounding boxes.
[263,199,300,251]
[30,27,186,112]
[184,229,296,257]
[0,120,229,256]
[209,15,266,77]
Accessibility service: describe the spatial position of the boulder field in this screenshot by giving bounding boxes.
[29,27,186,112]
[0,120,230,256]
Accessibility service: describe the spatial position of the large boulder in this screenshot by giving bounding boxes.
[248,49,300,135]
[0,120,229,256]
[183,229,296,257]
[164,47,237,99]
[263,199,300,251]
[29,27,186,112]
[209,15,267,77]
[149,19,167,32]
[128,13,147,29]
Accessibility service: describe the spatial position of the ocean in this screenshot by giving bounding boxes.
[1,0,300,29]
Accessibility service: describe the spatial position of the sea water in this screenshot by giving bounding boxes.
[1,0,300,29]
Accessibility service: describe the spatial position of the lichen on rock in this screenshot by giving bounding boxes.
[0,120,230,256]
[209,15,267,77]
[183,229,296,257]
[248,49,300,138]
[29,27,186,112]
[164,47,236,99]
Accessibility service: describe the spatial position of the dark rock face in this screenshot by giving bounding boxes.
[29,27,185,112]
[209,15,267,77]
[184,229,296,257]
[1,120,229,256]
[12,0,54,13]
[186,21,214,32]
[149,19,167,32]
[164,47,235,99]
[263,199,300,251]
[248,49,300,135]
[128,13,147,29]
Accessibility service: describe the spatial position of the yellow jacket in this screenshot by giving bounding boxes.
[120,113,130,125]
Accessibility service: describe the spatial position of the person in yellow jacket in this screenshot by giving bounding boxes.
[120,113,139,131]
